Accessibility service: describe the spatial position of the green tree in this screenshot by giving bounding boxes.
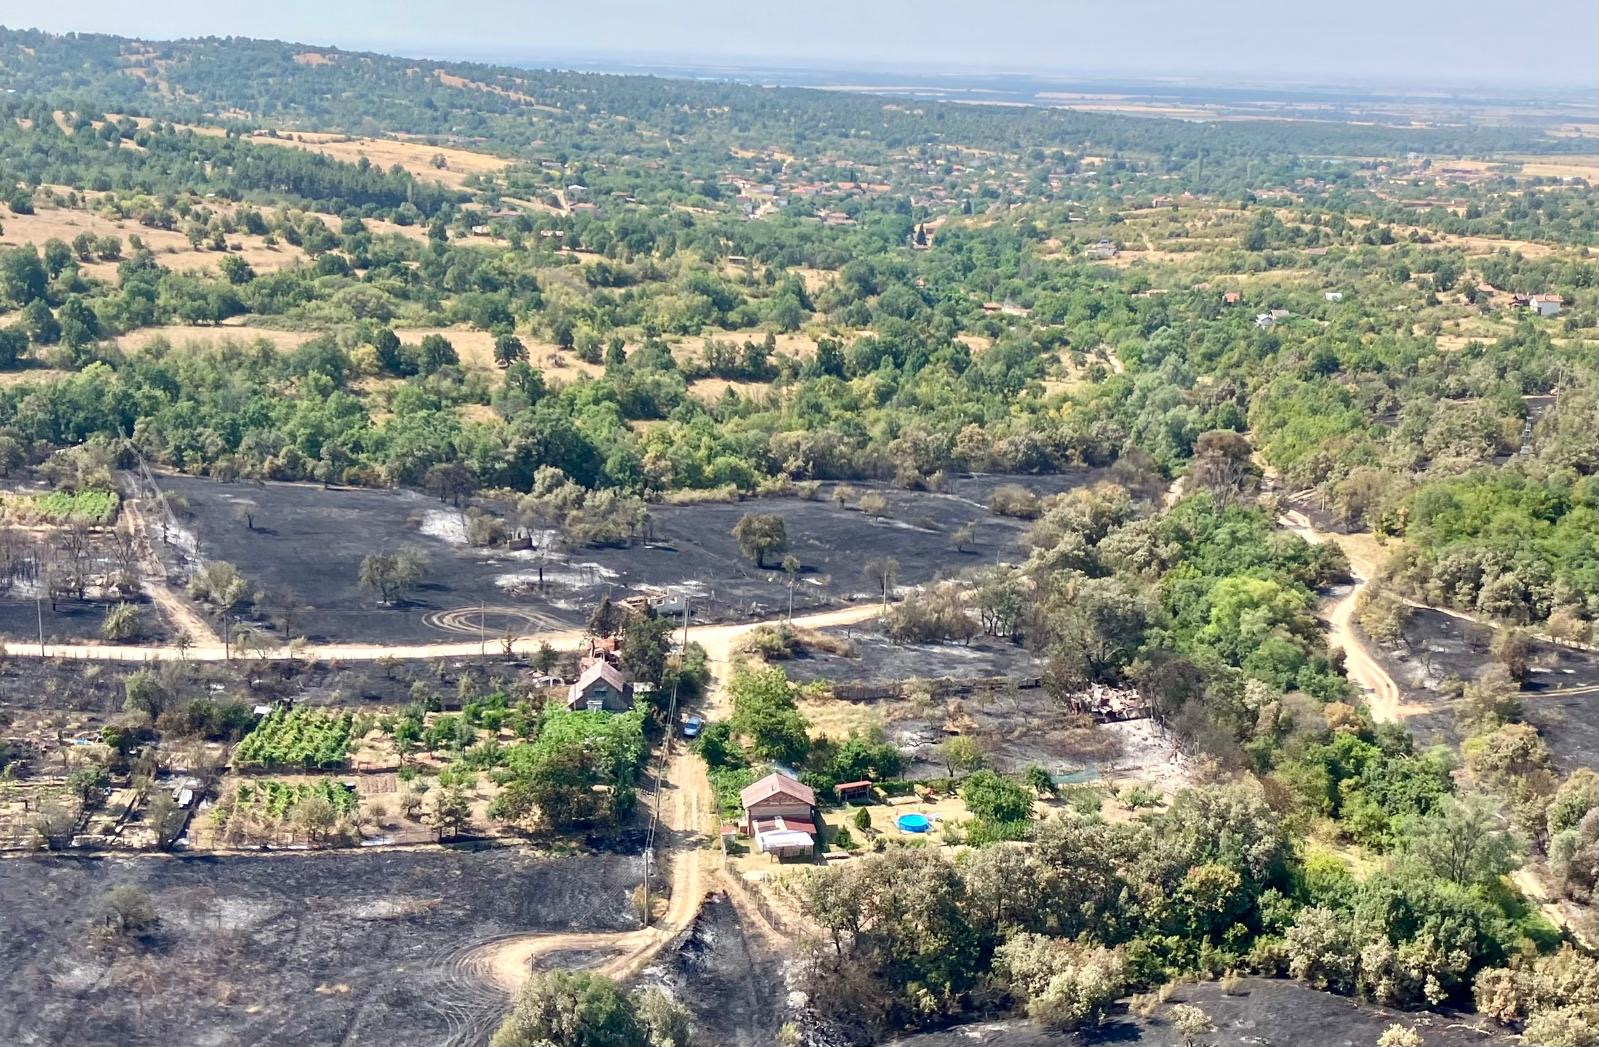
[430,781,475,838]
[417,332,458,373]
[101,602,144,642]
[936,735,986,779]
[728,665,809,764]
[961,770,1033,825]
[1398,794,1519,887]
[69,764,111,806]
[123,670,170,719]
[358,549,426,604]
[491,970,693,1047]
[94,886,161,943]
[996,933,1127,1030]
[732,512,787,568]
[494,333,529,368]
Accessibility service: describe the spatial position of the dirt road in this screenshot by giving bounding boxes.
[440,603,881,1005]
[120,494,222,647]
[1280,510,1416,724]
[1281,510,1591,942]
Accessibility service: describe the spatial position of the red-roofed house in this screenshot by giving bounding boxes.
[740,772,817,855]
[1528,294,1564,317]
[566,660,633,712]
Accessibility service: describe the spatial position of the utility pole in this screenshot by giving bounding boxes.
[36,593,44,656]
[480,599,486,657]
[223,614,230,660]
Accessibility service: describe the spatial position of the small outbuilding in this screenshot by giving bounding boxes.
[834,780,873,804]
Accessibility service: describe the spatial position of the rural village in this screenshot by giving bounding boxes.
[0,20,1594,1047]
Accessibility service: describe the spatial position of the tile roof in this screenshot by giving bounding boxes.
[740,771,816,810]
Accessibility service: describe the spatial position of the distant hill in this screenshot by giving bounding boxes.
[0,25,1579,159]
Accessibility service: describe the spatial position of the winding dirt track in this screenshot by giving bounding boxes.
[1280,510,1417,723]
[1282,510,1591,943]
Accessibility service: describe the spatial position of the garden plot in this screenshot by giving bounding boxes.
[151,471,1103,644]
[0,847,643,1047]
[0,489,173,644]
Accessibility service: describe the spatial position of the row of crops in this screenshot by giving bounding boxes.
[233,709,355,769]
[0,489,120,525]
[234,779,358,819]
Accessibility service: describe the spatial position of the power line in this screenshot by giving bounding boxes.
[639,595,690,926]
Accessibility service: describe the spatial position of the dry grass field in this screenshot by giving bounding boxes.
[240,130,509,188]
[114,323,323,354]
[0,205,311,278]
[1437,154,1599,183]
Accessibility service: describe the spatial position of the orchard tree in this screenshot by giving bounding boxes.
[359,549,426,604]
[732,512,787,568]
[858,492,888,520]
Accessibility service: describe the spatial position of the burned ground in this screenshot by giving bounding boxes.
[1373,608,1599,770]
[147,472,1100,644]
[0,846,643,1047]
[883,978,1512,1047]
[0,592,174,647]
[643,892,787,1047]
[800,681,1184,787]
[0,652,550,714]
[780,626,1043,687]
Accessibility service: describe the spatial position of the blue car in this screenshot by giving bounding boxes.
[681,715,703,739]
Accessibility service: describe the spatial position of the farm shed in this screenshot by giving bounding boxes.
[834,780,873,804]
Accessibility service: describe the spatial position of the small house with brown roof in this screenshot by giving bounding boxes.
[741,772,817,855]
[566,660,633,713]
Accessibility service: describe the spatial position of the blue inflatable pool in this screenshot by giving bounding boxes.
[896,813,931,833]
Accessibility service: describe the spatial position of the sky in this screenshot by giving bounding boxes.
[12,1,1597,89]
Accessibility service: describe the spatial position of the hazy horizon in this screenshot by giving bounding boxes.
[12,1,1597,92]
